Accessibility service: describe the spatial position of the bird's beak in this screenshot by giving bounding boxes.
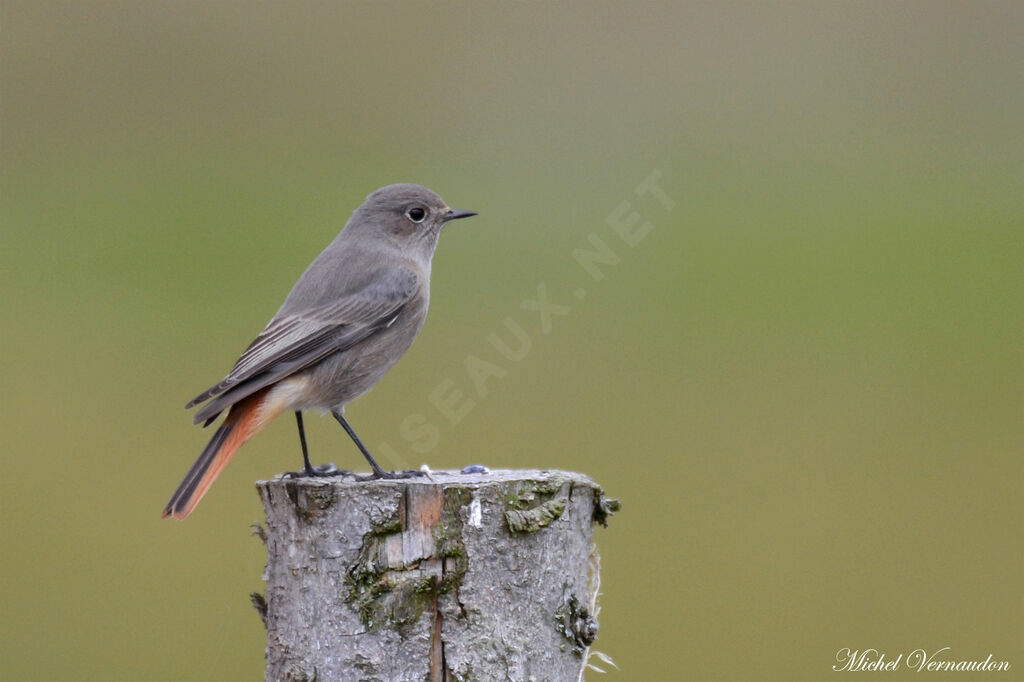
[443,209,478,222]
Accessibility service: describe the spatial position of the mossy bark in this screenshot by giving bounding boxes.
[256,469,614,682]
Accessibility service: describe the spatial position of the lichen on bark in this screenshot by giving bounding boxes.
[502,477,570,533]
[505,497,567,533]
[344,486,472,634]
[553,591,599,656]
[592,487,621,527]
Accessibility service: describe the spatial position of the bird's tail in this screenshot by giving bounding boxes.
[162,389,273,520]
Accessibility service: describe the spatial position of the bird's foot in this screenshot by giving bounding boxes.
[282,465,429,482]
[359,468,429,481]
[283,462,350,479]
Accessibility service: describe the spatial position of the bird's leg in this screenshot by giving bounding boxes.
[286,411,342,478]
[331,410,424,480]
[296,411,314,474]
[332,411,387,477]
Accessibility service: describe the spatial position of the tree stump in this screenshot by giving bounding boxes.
[255,469,618,682]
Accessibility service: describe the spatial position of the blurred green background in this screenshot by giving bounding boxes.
[2,2,1021,680]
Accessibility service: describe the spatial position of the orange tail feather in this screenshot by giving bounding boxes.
[163,389,274,520]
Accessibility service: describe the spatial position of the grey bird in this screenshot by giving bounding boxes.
[162,183,476,519]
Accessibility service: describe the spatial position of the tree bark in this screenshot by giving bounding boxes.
[255,469,617,682]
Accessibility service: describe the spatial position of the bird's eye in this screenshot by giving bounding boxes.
[406,207,426,223]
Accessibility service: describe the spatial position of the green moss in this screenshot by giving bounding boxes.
[348,567,441,635]
[505,497,566,533]
[434,487,471,592]
[502,477,570,533]
[372,512,402,536]
[345,485,471,633]
[502,478,565,511]
[376,575,438,631]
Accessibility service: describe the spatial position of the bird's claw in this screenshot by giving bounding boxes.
[283,463,348,479]
[367,468,428,481]
[282,466,427,482]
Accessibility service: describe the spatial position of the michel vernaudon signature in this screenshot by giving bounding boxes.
[834,647,1011,672]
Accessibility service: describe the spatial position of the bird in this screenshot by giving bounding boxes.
[162,183,477,519]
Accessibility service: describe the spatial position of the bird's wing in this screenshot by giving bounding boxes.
[187,266,418,424]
